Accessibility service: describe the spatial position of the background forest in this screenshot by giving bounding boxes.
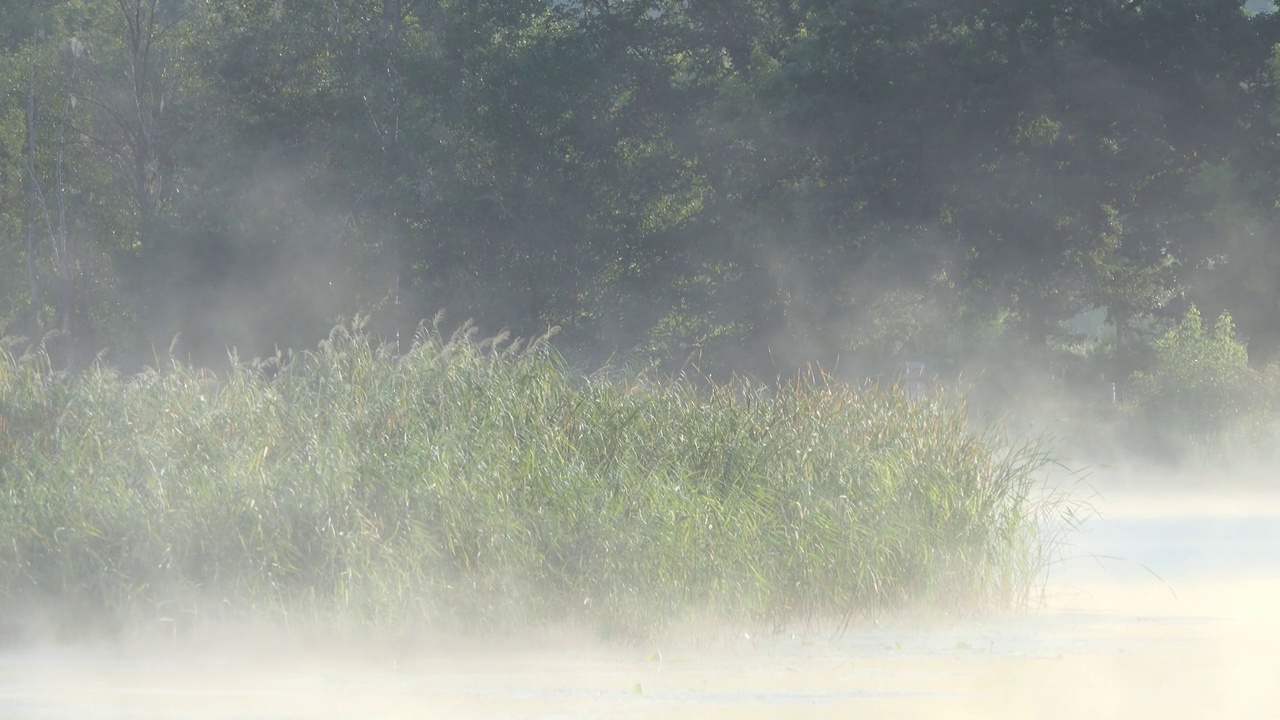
[5,0,1280,459]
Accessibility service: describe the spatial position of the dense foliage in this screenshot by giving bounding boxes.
[0,321,1057,640]
[1130,306,1252,432]
[1126,305,1280,460]
[4,0,1280,391]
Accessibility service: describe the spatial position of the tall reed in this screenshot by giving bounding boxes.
[0,319,1060,640]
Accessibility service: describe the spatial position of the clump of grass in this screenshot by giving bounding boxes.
[0,317,1061,642]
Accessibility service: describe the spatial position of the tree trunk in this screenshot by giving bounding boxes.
[24,44,43,339]
[52,59,77,352]
[118,0,163,219]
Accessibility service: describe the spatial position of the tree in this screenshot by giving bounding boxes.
[1130,305,1256,436]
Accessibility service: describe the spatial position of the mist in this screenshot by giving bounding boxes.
[3,0,1280,717]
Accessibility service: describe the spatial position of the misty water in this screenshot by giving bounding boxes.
[2,476,1278,719]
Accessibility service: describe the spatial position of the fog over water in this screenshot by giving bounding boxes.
[5,0,1280,716]
[2,466,1276,720]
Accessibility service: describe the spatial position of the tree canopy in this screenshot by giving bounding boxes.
[4,0,1280,386]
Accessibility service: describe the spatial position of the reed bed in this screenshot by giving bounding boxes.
[0,319,1059,641]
